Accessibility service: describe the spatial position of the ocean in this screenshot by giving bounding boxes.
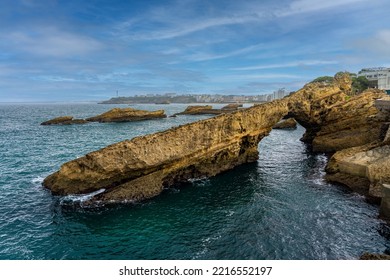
[0,102,389,259]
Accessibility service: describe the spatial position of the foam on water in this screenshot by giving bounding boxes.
[60,188,106,205]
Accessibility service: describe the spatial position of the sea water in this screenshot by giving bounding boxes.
[0,103,389,259]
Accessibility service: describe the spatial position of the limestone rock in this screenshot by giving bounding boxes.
[286,73,388,152]
[86,108,166,122]
[273,118,297,129]
[326,144,390,199]
[41,116,87,125]
[43,100,289,202]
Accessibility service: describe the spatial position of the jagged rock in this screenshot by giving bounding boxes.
[86,108,166,122]
[273,118,297,129]
[43,100,289,202]
[360,252,390,260]
[41,116,87,125]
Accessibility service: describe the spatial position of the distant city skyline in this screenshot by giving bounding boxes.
[1,0,390,102]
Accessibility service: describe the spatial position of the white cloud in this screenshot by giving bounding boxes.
[278,0,367,16]
[5,28,103,57]
[230,60,338,71]
[131,15,262,41]
[185,43,265,62]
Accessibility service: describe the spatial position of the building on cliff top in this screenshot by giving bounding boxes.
[358,67,390,94]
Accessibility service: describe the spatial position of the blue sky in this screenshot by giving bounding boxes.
[1,0,390,101]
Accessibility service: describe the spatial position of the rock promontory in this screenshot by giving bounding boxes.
[86,108,166,122]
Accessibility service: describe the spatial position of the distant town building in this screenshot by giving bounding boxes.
[358,67,390,94]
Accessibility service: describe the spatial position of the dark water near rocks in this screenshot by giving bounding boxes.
[0,102,389,260]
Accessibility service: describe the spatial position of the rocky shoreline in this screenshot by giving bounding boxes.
[42,73,390,220]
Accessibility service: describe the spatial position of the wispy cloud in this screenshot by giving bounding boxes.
[185,43,265,62]
[4,27,103,57]
[130,15,263,41]
[278,0,367,17]
[230,60,338,71]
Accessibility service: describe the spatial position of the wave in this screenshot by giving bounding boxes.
[60,188,106,205]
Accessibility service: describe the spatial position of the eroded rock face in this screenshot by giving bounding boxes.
[86,108,166,122]
[43,100,289,203]
[41,116,88,125]
[326,144,390,198]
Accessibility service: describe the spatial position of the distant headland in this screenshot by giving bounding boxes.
[99,89,291,104]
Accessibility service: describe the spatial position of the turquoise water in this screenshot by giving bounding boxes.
[0,103,389,259]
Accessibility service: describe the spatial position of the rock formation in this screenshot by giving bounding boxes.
[42,72,390,211]
[86,108,166,122]
[273,118,297,129]
[41,116,88,125]
[173,105,222,116]
[43,100,289,202]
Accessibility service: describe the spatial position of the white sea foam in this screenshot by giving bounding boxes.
[60,188,106,204]
[31,176,44,184]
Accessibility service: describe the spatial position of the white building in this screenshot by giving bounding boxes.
[358,67,390,93]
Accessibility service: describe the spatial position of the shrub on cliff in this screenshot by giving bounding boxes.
[351,76,369,94]
[311,76,334,84]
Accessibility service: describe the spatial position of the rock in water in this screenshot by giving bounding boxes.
[173,105,221,116]
[86,108,166,122]
[43,100,289,202]
[273,118,297,129]
[41,116,87,125]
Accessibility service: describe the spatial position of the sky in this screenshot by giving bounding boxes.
[1,0,390,102]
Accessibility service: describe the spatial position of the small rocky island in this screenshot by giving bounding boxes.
[42,72,390,219]
[86,108,166,122]
[41,107,166,125]
[172,104,243,116]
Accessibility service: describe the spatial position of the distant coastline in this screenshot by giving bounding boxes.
[99,90,290,104]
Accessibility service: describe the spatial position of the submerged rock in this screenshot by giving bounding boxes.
[41,116,87,125]
[86,108,166,122]
[273,118,297,129]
